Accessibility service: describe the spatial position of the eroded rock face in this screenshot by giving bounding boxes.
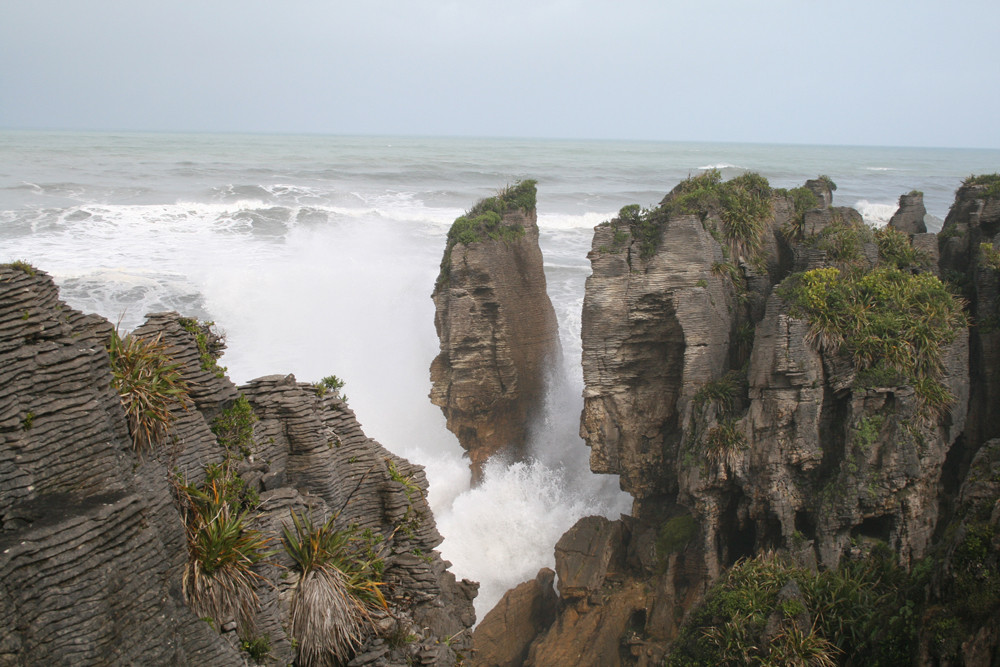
[430,181,560,482]
[0,265,476,666]
[481,175,991,665]
[470,568,558,667]
[890,191,929,234]
[580,213,735,501]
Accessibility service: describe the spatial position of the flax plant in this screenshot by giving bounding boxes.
[180,477,270,636]
[108,328,188,451]
[282,510,387,667]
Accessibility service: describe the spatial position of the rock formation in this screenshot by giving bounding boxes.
[474,172,1000,665]
[889,190,929,234]
[0,263,476,666]
[430,180,561,482]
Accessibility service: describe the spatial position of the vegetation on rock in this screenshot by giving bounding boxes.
[179,472,271,638]
[665,548,918,666]
[437,179,537,285]
[804,213,875,268]
[779,266,967,413]
[212,395,258,459]
[614,169,774,262]
[282,510,388,667]
[178,317,228,378]
[108,328,189,451]
[875,226,931,271]
[962,173,1000,198]
[2,259,37,276]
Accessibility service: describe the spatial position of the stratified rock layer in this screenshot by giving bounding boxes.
[430,182,560,482]
[0,265,476,666]
[478,175,1000,665]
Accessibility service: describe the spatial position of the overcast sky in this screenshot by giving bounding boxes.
[2,0,998,148]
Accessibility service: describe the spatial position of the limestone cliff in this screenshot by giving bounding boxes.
[473,173,1000,666]
[430,180,561,482]
[0,264,476,666]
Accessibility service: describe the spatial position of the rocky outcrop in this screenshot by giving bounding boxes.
[478,174,998,665]
[470,568,557,667]
[939,176,1000,450]
[890,190,929,234]
[430,181,561,482]
[0,264,476,666]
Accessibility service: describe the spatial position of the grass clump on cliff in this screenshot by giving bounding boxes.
[876,226,931,271]
[179,472,271,639]
[2,260,37,276]
[962,173,1000,198]
[618,170,773,263]
[805,213,875,267]
[665,549,917,666]
[778,266,967,414]
[436,179,537,285]
[282,509,387,667]
[178,317,228,379]
[108,328,189,451]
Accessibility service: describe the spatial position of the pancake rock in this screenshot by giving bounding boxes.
[0,263,476,666]
[477,172,1000,665]
[430,180,561,482]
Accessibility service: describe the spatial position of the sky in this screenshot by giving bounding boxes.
[2,0,999,148]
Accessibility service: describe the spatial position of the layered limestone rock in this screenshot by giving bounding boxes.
[0,264,476,666]
[938,176,1000,450]
[889,190,929,234]
[479,174,997,665]
[430,180,561,482]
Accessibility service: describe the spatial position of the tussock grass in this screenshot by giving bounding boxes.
[108,329,189,451]
[179,475,270,637]
[282,510,388,666]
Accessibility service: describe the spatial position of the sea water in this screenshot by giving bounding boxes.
[2,130,998,618]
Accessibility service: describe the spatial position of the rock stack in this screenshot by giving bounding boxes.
[430,180,561,483]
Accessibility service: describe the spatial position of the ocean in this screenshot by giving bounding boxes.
[2,130,998,618]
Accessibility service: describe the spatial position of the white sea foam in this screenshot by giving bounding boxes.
[698,163,743,171]
[436,455,627,621]
[854,199,897,228]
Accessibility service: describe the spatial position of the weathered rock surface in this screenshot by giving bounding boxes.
[430,181,561,482]
[478,175,1000,665]
[889,190,929,234]
[470,568,557,667]
[0,264,476,665]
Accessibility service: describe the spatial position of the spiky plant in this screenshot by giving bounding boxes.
[108,328,189,450]
[180,477,270,636]
[282,510,387,667]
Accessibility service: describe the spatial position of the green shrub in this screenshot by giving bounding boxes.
[665,550,916,666]
[108,329,189,451]
[693,372,742,416]
[622,170,773,263]
[818,175,838,191]
[315,374,346,398]
[806,213,875,267]
[876,226,931,271]
[656,514,698,558]
[178,317,228,378]
[212,395,258,458]
[241,634,271,662]
[979,242,1000,271]
[779,266,967,414]
[436,180,536,285]
[962,173,1000,198]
